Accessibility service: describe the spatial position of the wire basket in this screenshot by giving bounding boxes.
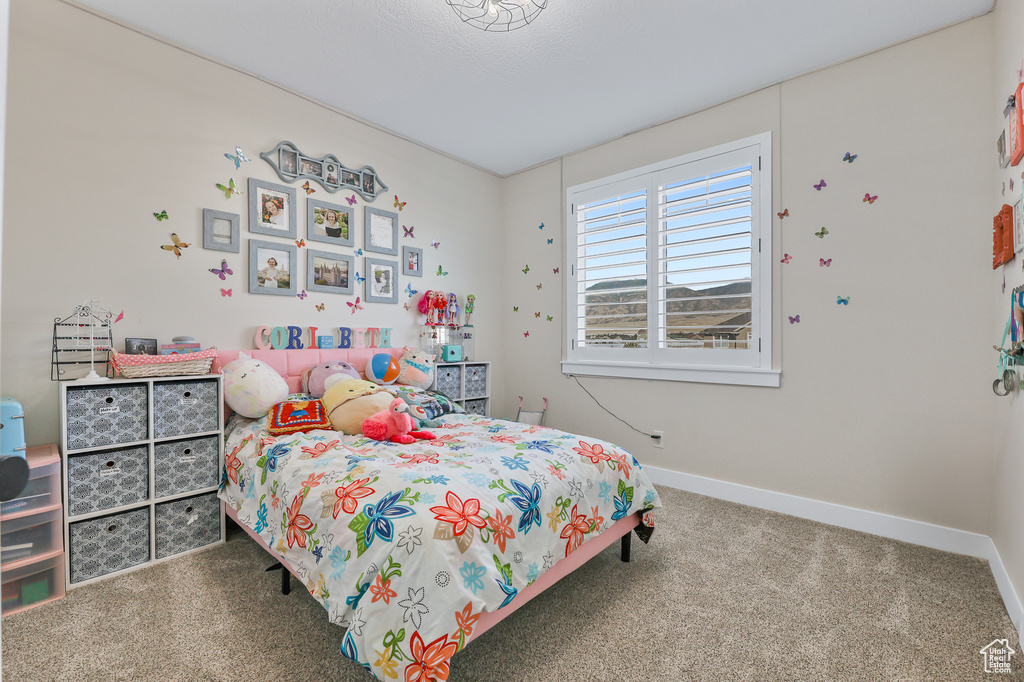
[111,348,217,379]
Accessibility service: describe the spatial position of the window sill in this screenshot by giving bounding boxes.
[561,360,781,387]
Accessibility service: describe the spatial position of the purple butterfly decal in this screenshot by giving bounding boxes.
[345,195,358,206]
[813,179,826,191]
[788,315,800,324]
[819,258,831,267]
[209,259,233,280]
[297,290,307,300]
[403,225,414,238]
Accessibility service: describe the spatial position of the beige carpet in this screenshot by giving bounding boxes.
[2,486,1021,681]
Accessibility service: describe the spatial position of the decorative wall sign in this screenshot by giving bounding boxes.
[259,141,388,201]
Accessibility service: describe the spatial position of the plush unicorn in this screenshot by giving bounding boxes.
[361,397,436,444]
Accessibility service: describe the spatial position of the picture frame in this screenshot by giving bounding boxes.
[1000,130,1011,169]
[124,338,157,355]
[307,249,354,295]
[364,206,398,255]
[202,209,240,253]
[307,198,355,248]
[1015,197,1023,254]
[249,239,298,296]
[258,141,388,200]
[248,178,297,238]
[364,257,399,304]
[403,245,423,277]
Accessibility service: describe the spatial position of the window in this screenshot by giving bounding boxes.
[563,133,779,387]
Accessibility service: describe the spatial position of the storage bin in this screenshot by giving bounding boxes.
[152,379,219,438]
[65,383,148,450]
[435,366,462,400]
[0,507,62,565]
[66,445,149,517]
[69,507,150,583]
[464,399,488,416]
[1,554,64,616]
[155,492,221,559]
[464,365,487,398]
[154,436,219,499]
[0,458,60,516]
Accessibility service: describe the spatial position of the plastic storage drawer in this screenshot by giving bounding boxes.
[152,379,219,438]
[1,554,64,616]
[66,445,149,517]
[65,383,148,451]
[464,365,487,398]
[0,507,62,564]
[0,458,60,516]
[464,399,488,416]
[154,492,221,559]
[435,366,462,400]
[69,507,150,584]
[154,436,219,499]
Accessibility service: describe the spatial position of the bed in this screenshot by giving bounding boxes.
[213,349,661,681]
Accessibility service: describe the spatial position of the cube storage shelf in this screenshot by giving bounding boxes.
[431,361,490,416]
[60,375,225,590]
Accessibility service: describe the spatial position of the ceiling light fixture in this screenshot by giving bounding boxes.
[446,0,547,32]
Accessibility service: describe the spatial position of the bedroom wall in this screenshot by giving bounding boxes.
[0,0,504,446]
[501,17,995,534]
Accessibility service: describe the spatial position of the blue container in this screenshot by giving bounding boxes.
[0,398,27,460]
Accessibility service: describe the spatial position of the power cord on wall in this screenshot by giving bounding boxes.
[570,375,661,441]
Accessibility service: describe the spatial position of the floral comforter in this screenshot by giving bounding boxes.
[219,412,661,681]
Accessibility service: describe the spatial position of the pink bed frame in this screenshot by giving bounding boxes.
[213,348,639,644]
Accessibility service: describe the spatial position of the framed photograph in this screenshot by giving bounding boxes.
[325,163,339,185]
[364,206,398,255]
[202,209,240,253]
[362,172,376,197]
[300,157,324,178]
[280,148,298,176]
[248,178,297,238]
[249,239,298,296]
[341,170,360,187]
[403,245,423,277]
[999,130,1011,168]
[307,249,354,295]
[364,257,399,304]
[1015,198,1023,254]
[307,198,354,247]
[124,338,157,355]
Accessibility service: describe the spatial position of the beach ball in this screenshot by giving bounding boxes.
[365,353,401,385]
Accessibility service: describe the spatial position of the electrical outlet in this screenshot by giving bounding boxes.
[652,430,664,449]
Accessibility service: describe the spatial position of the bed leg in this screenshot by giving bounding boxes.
[265,562,291,595]
[620,532,631,562]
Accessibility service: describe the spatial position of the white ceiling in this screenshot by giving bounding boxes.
[69,0,992,176]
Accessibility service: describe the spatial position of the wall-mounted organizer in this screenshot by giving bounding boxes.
[431,361,490,416]
[60,375,224,589]
[1,444,65,617]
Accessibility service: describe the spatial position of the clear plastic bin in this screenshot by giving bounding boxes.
[0,459,60,516]
[0,507,62,565]
[1,554,64,617]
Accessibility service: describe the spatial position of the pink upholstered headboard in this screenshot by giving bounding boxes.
[212,348,405,393]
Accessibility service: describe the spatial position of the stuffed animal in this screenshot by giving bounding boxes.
[322,378,393,435]
[302,361,361,398]
[361,397,436,445]
[396,347,435,389]
[392,388,443,429]
[222,352,289,418]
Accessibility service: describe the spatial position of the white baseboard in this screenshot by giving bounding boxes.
[644,465,1024,635]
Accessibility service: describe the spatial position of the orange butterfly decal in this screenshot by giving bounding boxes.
[394,195,406,211]
[777,209,789,219]
[296,239,305,248]
[315,303,325,311]
[160,233,190,259]
[302,181,316,195]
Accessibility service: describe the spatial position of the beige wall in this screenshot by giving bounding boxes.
[502,18,996,534]
[0,0,504,446]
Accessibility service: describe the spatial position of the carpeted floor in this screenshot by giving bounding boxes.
[2,486,1021,681]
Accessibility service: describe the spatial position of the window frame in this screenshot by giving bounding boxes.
[562,132,779,388]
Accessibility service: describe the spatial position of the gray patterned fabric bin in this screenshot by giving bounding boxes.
[69,507,150,583]
[67,445,149,516]
[152,379,219,438]
[154,436,219,499]
[465,399,488,416]
[155,492,221,559]
[65,384,148,451]
[435,366,462,400]
[464,365,487,398]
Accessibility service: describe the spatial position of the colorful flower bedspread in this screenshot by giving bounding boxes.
[219,412,661,681]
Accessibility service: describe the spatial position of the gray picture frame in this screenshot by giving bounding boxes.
[307,198,355,248]
[364,206,399,256]
[248,178,297,239]
[202,209,240,253]
[249,239,298,296]
[364,257,399,304]
[403,245,423,277]
[307,249,354,295]
[259,140,389,200]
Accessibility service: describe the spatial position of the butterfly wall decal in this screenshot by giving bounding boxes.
[394,195,406,211]
[522,265,530,275]
[553,267,559,274]
[788,315,800,324]
[819,258,832,267]
[815,227,829,239]
[209,259,233,280]
[837,296,850,305]
[777,209,789,219]
[216,178,240,198]
[538,222,544,230]
[513,306,518,312]
[224,147,250,169]
[536,284,542,290]
[863,193,878,204]
[403,303,411,311]
[160,233,190,258]
[355,248,363,256]
[316,303,325,312]
[347,297,363,313]
[535,312,541,318]
[354,271,366,283]
[302,181,316,195]
[437,266,448,277]
[547,315,553,322]
[547,239,553,245]
[220,288,232,297]
[430,240,440,249]
[153,210,168,221]
[405,283,417,297]
[403,225,414,238]
[813,179,827,191]
[843,152,857,163]
[780,253,792,264]
[346,195,358,206]
[297,290,307,300]
[295,239,305,248]
[524,332,530,338]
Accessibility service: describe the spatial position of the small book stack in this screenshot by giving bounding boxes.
[160,343,201,355]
